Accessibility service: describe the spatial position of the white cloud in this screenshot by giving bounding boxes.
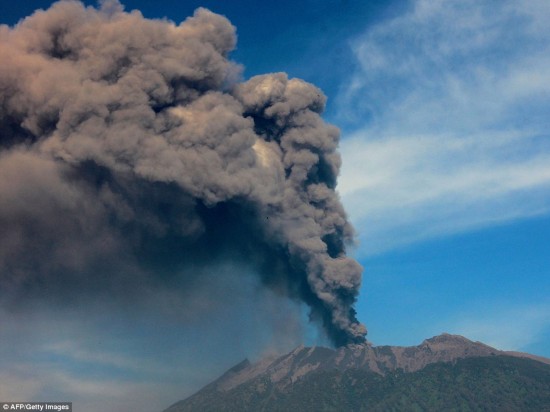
[337,0,550,255]
[340,131,550,254]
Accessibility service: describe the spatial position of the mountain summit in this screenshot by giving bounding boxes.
[163,334,550,411]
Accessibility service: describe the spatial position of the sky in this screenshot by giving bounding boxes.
[1,1,549,411]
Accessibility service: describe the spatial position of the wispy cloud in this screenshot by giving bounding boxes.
[0,279,307,412]
[337,0,550,255]
[0,311,211,412]
[445,303,550,352]
[41,340,172,377]
[0,364,184,412]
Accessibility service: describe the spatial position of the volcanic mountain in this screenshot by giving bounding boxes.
[163,334,550,411]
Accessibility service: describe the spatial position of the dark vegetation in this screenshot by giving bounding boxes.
[166,356,550,412]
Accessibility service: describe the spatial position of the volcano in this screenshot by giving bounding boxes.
[163,334,550,411]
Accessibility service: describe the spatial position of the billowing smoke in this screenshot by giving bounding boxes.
[0,0,366,346]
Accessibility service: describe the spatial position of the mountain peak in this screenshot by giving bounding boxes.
[420,333,497,353]
[204,333,504,393]
[424,332,471,343]
[422,333,489,347]
[163,334,550,412]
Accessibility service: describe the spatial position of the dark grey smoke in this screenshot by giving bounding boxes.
[0,0,366,346]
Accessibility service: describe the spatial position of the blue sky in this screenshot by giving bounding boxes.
[333,0,550,356]
[1,1,549,411]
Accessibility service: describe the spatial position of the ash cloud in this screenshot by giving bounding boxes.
[0,0,366,346]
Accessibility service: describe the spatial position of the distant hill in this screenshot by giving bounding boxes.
[163,334,550,412]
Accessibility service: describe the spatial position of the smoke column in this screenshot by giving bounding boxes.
[0,0,366,346]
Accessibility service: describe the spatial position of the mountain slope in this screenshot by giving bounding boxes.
[163,334,550,412]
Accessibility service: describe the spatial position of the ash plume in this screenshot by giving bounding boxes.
[0,0,366,346]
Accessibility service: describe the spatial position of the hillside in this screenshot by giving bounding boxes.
[163,334,550,412]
